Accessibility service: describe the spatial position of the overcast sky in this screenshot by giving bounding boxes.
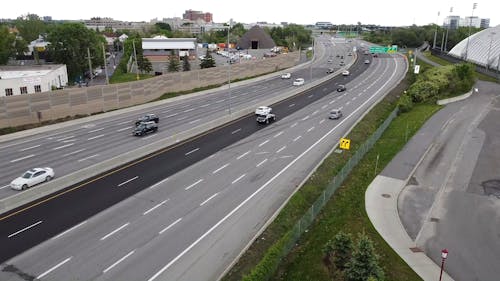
[2,0,498,27]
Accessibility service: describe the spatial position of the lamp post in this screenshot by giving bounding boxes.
[486,32,496,70]
[438,248,449,281]
[464,3,477,61]
[226,19,233,115]
[432,11,440,49]
[444,7,453,52]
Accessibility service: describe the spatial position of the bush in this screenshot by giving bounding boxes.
[397,92,413,113]
[408,80,439,103]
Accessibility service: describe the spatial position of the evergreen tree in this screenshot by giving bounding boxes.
[182,54,190,71]
[331,231,354,271]
[345,233,384,281]
[138,55,152,73]
[168,50,180,72]
[200,49,215,69]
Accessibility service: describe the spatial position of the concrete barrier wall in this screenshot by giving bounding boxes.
[0,54,297,129]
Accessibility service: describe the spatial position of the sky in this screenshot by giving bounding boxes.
[2,0,498,27]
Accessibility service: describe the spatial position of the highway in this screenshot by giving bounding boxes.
[0,36,408,280]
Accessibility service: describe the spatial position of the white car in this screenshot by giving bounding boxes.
[255,106,272,115]
[281,73,291,79]
[10,167,55,190]
[342,70,350,76]
[293,78,305,86]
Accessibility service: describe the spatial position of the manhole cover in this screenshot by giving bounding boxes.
[381,194,391,198]
[482,179,500,198]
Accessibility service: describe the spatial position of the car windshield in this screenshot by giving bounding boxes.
[136,124,146,129]
[22,172,33,179]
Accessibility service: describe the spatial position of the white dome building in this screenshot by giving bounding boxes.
[449,25,500,69]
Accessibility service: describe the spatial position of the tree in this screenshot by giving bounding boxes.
[199,49,215,69]
[47,23,106,81]
[345,233,384,281]
[155,22,171,32]
[168,50,180,72]
[182,54,190,71]
[137,55,152,73]
[14,13,46,43]
[330,231,354,271]
[0,25,16,64]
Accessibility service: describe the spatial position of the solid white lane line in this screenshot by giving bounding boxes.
[165,113,178,118]
[232,174,246,184]
[159,218,182,234]
[289,103,295,107]
[78,154,99,162]
[36,257,72,280]
[231,128,241,134]
[183,108,195,113]
[212,163,229,174]
[149,177,169,189]
[177,116,188,121]
[52,221,87,240]
[146,57,403,281]
[19,144,40,152]
[10,154,35,163]
[103,250,135,273]
[293,136,302,142]
[117,176,138,187]
[256,159,268,167]
[276,146,286,153]
[57,136,75,141]
[118,120,130,125]
[88,128,105,133]
[319,119,325,124]
[117,126,132,132]
[185,148,199,155]
[290,122,298,128]
[189,118,201,124]
[258,140,269,147]
[8,221,43,238]
[52,143,74,150]
[100,223,129,241]
[87,134,104,140]
[312,110,319,115]
[273,131,284,138]
[185,179,203,190]
[301,116,310,121]
[143,199,169,215]
[307,126,315,132]
[237,150,250,160]
[200,193,218,206]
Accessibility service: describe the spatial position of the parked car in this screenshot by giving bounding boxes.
[337,84,346,92]
[364,59,370,64]
[255,106,272,115]
[342,70,350,76]
[339,61,345,66]
[326,68,335,74]
[281,73,291,79]
[133,121,158,136]
[135,114,159,126]
[10,167,54,190]
[329,109,343,120]
[293,78,305,86]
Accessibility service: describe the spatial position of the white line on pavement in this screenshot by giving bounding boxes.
[8,221,43,238]
[19,144,40,152]
[56,136,75,141]
[165,113,178,118]
[103,250,135,273]
[308,94,313,98]
[143,199,169,215]
[352,97,356,101]
[52,143,74,150]
[199,104,210,107]
[307,126,315,132]
[177,116,188,121]
[273,131,284,138]
[212,163,229,174]
[117,176,139,187]
[52,221,87,240]
[319,119,325,124]
[289,103,295,107]
[346,101,351,105]
[87,134,105,141]
[232,174,246,184]
[189,118,201,124]
[100,223,129,241]
[185,148,199,155]
[142,134,157,140]
[118,120,130,125]
[256,159,268,167]
[36,257,72,280]
[10,154,35,163]
[183,108,195,113]
[293,136,302,142]
[215,99,225,103]
[258,140,269,147]
[185,179,203,190]
[62,139,76,143]
[329,100,335,104]
[78,154,99,162]
[200,193,218,206]
[276,146,286,153]
[63,149,86,157]
[88,128,105,133]
[237,150,250,160]
[312,110,319,115]
[322,105,328,109]
[0,185,10,190]
[290,122,298,128]
[117,126,132,132]
[149,177,169,189]
[159,218,182,234]
[231,128,241,134]
[301,116,310,121]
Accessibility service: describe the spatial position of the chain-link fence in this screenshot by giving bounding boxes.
[244,107,399,281]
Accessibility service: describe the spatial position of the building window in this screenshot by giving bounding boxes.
[5,88,13,96]
[20,86,28,94]
[34,85,41,93]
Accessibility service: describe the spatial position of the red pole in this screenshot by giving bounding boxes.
[439,257,445,281]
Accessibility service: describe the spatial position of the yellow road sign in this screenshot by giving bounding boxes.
[340,138,351,150]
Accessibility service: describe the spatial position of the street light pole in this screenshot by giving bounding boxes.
[226,19,233,115]
[433,11,440,49]
[464,3,477,61]
[486,32,496,70]
[439,249,449,281]
[444,7,453,52]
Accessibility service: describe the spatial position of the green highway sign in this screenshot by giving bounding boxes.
[369,45,398,54]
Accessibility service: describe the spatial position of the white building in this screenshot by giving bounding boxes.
[0,65,68,97]
[142,36,197,61]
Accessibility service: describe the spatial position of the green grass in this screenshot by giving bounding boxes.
[109,72,153,84]
[222,73,440,281]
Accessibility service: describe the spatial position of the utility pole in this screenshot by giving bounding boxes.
[102,43,109,85]
[465,3,477,61]
[433,11,440,49]
[227,18,233,115]
[444,7,453,52]
[85,48,94,86]
[132,40,139,80]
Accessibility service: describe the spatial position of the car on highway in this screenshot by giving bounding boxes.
[364,59,370,64]
[133,121,158,136]
[293,78,305,86]
[347,52,352,56]
[373,53,378,57]
[327,59,333,63]
[342,70,350,76]
[135,113,159,126]
[337,84,346,92]
[326,68,334,74]
[256,113,276,124]
[10,167,54,190]
[339,61,345,66]
[255,106,272,115]
[329,109,343,120]
[281,73,291,79]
